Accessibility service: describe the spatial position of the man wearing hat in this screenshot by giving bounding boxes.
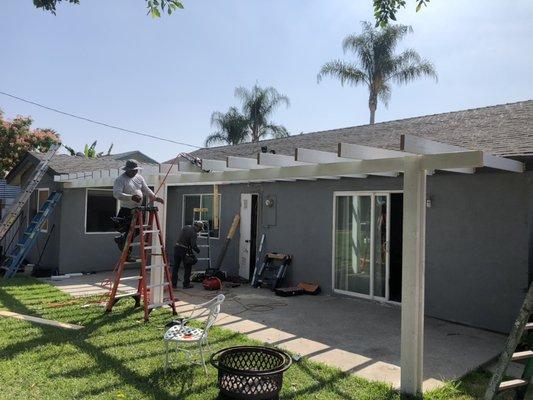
[113,159,164,262]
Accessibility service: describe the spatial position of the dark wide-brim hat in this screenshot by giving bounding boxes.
[123,159,142,171]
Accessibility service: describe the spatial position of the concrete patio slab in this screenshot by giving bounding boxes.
[45,271,506,391]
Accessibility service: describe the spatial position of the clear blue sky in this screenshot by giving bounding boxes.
[1,0,532,162]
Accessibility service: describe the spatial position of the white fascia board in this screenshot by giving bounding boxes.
[227,156,269,169]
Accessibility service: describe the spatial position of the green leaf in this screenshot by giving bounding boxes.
[416,2,422,12]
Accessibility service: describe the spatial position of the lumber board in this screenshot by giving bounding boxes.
[0,310,84,330]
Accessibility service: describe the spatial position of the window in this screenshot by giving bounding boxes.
[37,188,50,232]
[182,194,221,238]
[86,189,118,233]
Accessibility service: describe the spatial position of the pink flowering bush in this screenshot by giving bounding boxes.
[0,109,60,178]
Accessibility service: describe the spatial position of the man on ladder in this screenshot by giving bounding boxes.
[173,221,203,289]
[113,159,164,261]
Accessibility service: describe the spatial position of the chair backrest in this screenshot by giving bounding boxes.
[201,294,225,338]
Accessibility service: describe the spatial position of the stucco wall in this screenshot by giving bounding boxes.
[165,172,529,333]
[57,187,123,274]
[425,171,530,332]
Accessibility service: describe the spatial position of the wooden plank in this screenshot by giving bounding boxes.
[258,152,309,167]
[0,310,84,330]
[295,148,368,179]
[227,156,269,170]
[337,143,399,177]
[402,134,523,173]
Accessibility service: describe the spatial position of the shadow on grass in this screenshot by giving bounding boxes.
[0,277,215,400]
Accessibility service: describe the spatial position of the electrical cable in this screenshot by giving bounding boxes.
[0,90,203,149]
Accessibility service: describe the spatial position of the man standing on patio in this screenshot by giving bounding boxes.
[112,159,164,262]
[173,222,203,289]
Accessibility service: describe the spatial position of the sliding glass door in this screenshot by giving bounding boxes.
[333,193,390,300]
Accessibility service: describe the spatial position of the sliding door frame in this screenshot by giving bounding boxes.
[332,190,403,302]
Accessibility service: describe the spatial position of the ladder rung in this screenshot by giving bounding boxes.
[525,323,533,330]
[144,245,161,250]
[147,283,170,289]
[148,300,174,310]
[135,225,150,228]
[145,264,164,270]
[197,258,210,261]
[119,276,142,281]
[198,245,209,248]
[143,230,159,234]
[114,292,140,299]
[499,379,528,391]
[511,350,533,361]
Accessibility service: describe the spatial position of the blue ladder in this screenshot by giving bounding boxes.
[1,191,62,278]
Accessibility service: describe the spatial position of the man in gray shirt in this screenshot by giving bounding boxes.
[113,159,163,261]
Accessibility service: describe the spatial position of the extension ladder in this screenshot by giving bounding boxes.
[485,283,533,399]
[0,143,59,241]
[1,191,62,278]
[105,205,177,321]
[193,207,212,272]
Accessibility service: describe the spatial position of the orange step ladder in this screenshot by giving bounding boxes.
[105,205,177,321]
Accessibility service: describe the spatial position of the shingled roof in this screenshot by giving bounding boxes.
[30,150,158,174]
[184,100,533,161]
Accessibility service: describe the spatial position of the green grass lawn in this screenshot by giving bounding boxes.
[0,276,523,399]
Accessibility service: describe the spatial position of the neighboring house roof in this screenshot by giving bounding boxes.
[0,179,20,199]
[179,100,533,162]
[5,150,158,184]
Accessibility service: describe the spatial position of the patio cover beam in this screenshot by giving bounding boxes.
[337,143,401,177]
[61,151,485,188]
[401,134,524,173]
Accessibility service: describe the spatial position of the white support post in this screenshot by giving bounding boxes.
[400,156,427,396]
[150,167,167,305]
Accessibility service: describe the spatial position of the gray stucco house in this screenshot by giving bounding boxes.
[5,100,533,334]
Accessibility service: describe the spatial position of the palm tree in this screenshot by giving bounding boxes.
[204,107,250,147]
[235,85,290,142]
[317,22,437,124]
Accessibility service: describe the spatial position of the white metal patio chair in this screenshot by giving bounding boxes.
[163,294,225,374]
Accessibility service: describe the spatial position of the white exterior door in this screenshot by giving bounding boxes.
[239,193,253,279]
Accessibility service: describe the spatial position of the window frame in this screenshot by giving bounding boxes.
[84,188,120,235]
[181,193,222,239]
[37,188,50,233]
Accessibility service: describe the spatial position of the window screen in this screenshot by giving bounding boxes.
[86,190,117,233]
